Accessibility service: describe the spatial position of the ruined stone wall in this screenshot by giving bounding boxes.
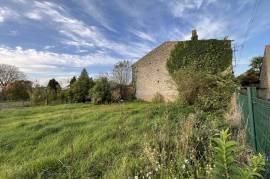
[132,42,178,101]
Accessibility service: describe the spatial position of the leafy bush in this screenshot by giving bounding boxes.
[211,129,265,178]
[90,77,112,104]
[31,86,47,105]
[4,80,32,101]
[172,67,236,112]
[111,88,121,102]
[110,83,135,102]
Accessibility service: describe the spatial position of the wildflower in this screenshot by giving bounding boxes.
[182,164,185,169]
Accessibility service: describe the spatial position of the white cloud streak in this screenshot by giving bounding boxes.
[131,30,156,42]
[79,0,116,32]
[22,1,151,58]
[0,45,120,74]
[168,0,204,17]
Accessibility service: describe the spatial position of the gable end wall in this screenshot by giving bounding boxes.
[133,42,178,101]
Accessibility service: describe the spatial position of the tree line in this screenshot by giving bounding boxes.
[0,60,134,105]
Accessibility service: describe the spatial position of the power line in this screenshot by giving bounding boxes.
[239,0,261,58]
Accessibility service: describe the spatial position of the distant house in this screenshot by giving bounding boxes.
[258,45,270,100]
[132,31,232,102]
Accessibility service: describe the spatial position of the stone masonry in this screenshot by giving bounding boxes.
[132,41,178,101]
[259,45,270,100]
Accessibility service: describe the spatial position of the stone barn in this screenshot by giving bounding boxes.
[258,45,270,100]
[132,41,178,101]
[132,31,232,102]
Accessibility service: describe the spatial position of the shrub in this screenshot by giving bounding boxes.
[121,85,135,101]
[4,80,32,101]
[31,86,47,105]
[172,67,236,112]
[110,83,135,102]
[90,77,112,104]
[111,88,121,102]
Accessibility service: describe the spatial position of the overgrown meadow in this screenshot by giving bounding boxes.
[0,102,223,178]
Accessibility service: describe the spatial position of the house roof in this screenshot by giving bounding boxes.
[132,41,178,67]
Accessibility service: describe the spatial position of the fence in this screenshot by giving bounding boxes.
[238,87,270,175]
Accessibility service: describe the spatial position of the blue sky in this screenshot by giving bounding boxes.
[0,0,270,86]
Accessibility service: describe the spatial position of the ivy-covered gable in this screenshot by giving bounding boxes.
[167,39,232,75]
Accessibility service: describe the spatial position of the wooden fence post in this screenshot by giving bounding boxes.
[247,87,257,152]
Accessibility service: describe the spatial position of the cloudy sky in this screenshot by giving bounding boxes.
[0,0,270,86]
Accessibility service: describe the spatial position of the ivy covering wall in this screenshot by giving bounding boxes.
[167,39,232,75]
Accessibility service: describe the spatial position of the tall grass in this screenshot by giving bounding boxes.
[0,101,260,178]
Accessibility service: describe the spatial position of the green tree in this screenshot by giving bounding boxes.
[71,68,94,103]
[4,80,32,101]
[237,56,263,86]
[47,79,61,103]
[90,77,112,104]
[69,76,77,86]
[250,56,263,72]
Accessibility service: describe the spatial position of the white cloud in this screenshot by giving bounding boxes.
[34,76,73,87]
[22,1,151,58]
[195,16,226,39]
[166,0,220,18]
[0,7,13,23]
[25,11,42,20]
[169,0,204,17]
[44,45,55,50]
[131,30,156,42]
[79,0,116,32]
[0,45,120,75]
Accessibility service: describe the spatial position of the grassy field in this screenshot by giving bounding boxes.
[0,102,189,178]
[0,102,222,178]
